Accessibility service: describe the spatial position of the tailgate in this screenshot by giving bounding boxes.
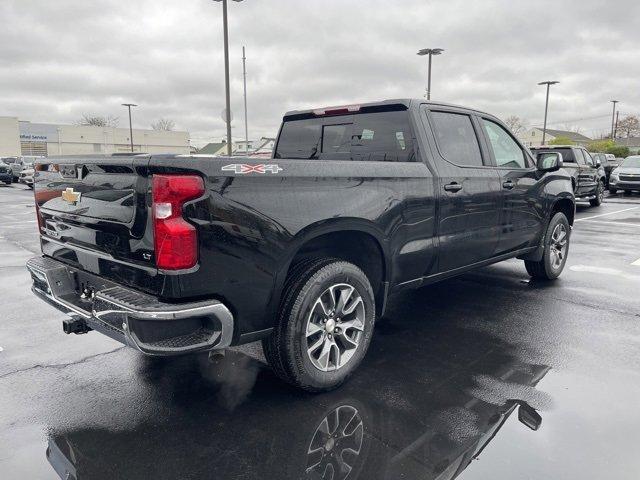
[34,155,160,294]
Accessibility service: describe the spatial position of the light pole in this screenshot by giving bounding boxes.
[213,0,243,156]
[610,100,619,139]
[538,81,559,145]
[242,45,249,153]
[417,48,444,100]
[121,103,137,152]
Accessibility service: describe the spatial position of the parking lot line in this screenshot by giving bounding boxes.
[574,206,639,222]
[578,220,640,228]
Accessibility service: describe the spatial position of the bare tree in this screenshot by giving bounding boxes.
[77,114,119,127]
[151,118,176,131]
[615,115,640,138]
[504,115,527,135]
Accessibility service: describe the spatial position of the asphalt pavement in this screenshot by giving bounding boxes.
[1,182,639,479]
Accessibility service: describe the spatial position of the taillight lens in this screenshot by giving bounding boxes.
[152,174,205,270]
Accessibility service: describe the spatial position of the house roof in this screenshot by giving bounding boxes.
[533,128,592,142]
[198,142,227,154]
[613,137,640,147]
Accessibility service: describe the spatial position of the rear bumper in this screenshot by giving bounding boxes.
[26,256,234,355]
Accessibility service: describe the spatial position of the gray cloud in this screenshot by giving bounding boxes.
[1,0,639,146]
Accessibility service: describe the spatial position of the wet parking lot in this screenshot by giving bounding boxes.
[1,183,639,479]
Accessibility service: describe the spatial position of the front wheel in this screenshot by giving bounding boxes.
[525,212,571,280]
[590,181,604,206]
[263,259,376,392]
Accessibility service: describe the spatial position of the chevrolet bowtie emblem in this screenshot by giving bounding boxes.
[61,187,81,205]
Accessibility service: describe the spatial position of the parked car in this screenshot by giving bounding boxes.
[19,165,34,188]
[609,155,640,194]
[591,152,619,186]
[0,162,12,185]
[531,145,606,207]
[26,99,575,391]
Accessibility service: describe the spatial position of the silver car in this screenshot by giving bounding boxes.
[19,165,34,188]
[609,156,640,194]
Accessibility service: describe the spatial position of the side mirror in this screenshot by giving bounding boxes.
[536,152,563,172]
[594,160,602,168]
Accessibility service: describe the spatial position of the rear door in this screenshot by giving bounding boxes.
[422,106,502,272]
[477,117,544,254]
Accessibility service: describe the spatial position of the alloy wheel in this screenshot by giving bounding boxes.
[305,283,365,372]
[549,223,568,270]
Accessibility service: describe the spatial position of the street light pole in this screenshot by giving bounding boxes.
[242,45,248,154]
[214,0,243,157]
[121,103,137,152]
[417,48,444,100]
[538,81,559,145]
[610,100,619,139]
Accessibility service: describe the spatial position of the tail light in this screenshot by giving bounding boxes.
[152,174,205,270]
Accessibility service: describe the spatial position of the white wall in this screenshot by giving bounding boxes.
[0,117,20,156]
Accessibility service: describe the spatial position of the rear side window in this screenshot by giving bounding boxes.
[274,111,415,162]
[534,147,576,163]
[430,111,484,167]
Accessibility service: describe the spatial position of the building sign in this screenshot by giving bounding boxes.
[18,122,59,143]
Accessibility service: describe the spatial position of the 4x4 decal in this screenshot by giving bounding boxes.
[222,164,283,174]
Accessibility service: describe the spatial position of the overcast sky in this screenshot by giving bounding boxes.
[1,0,639,146]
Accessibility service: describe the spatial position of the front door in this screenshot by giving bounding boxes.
[422,107,502,273]
[575,149,598,197]
[478,117,545,254]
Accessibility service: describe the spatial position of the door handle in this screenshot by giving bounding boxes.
[502,180,515,190]
[443,182,462,192]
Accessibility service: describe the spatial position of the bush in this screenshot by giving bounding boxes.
[548,136,575,145]
[607,146,630,158]
[587,140,614,153]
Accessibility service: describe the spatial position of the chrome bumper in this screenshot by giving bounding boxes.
[26,256,234,355]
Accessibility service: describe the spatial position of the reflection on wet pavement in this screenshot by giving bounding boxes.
[41,282,554,480]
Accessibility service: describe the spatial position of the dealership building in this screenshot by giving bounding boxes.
[0,116,190,158]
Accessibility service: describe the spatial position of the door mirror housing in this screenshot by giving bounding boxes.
[536,152,563,172]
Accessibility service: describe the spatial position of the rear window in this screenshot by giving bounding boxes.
[274,111,416,162]
[533,147,576,163]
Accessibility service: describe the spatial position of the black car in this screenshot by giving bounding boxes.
[531,145,606,207]
[0,162,12,185]
[26,99,575,391]
[591,152,619,186]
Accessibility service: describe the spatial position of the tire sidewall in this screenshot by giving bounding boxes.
[286,262,375,390]
[543,213,570,279]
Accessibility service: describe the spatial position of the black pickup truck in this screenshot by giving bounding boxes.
[27,99,574,391]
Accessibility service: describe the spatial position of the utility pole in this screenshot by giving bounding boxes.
[538,81,559,145]
[610,100,619,139]
[242,46,249,154]
[614,110,620,139]
[417,48,444,100]
[121,103,137,152]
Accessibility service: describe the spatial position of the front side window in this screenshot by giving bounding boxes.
[481,119,528,168]
[430,111,483,167]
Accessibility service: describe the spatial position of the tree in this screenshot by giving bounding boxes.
[151,118,176,131]
[77,114,119,127]
[504,115,526,135]
[548,136,575,145]
[615,115,640,138]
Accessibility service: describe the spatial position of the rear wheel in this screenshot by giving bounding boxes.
[263,259,375,392]
[525,212,570,280]
[589,181,604,206]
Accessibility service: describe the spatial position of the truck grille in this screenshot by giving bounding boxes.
[619,174,640,182]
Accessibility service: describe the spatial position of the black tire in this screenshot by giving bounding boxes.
[589,181,604,206]
[609,187,617,194]
[262,258,376,392]
[623,190,632,196]
[525,212,570,280]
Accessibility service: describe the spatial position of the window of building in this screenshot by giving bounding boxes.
[430,111,484,167]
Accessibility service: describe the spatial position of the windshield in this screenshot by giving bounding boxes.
[622,156,640,168]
